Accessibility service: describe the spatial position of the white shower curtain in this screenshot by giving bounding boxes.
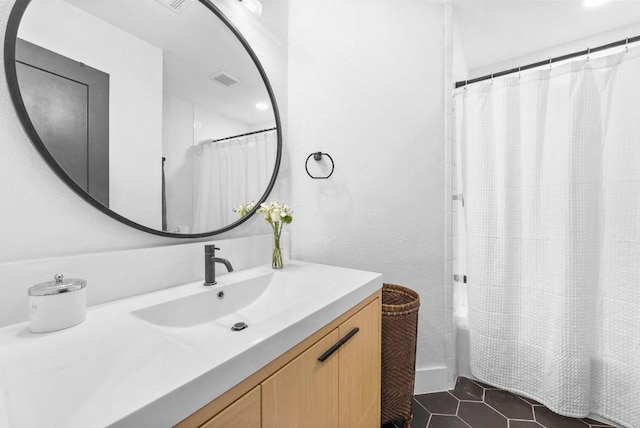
[456,47,640,427]
[192,130,277,233]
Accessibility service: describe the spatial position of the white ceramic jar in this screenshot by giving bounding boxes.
[28,273,87,333]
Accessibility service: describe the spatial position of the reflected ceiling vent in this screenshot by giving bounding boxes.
[209,71,242,87]
[154,0,195,14]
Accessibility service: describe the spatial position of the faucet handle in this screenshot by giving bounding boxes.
[205,245,220,253]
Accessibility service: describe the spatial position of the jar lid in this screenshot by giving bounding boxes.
[28,273,87,297]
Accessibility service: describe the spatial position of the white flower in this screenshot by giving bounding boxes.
[256,201,293,227]
[233,201,256,218]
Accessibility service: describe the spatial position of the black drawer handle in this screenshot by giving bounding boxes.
[318,327,360,363]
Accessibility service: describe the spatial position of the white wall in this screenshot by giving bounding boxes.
[453,0,640,78]
[193,105,251,144]
[162,96,194,233]
[470,22,640,80]
[18,0,164,228]
[287,0,447,390]
[0,0,288,270]
[452,13,470,83]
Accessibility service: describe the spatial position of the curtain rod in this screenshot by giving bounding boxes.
[206,127,276,144]
[455,35,640,89]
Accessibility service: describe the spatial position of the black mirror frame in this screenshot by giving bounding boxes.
[3,0,282,238]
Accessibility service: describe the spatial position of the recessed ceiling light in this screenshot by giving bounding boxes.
[255,102,269,111]
[584,0,610,8]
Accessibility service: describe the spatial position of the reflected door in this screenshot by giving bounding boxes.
[15,38,110,206]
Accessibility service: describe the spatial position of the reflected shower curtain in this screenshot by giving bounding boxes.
[456,48,640,427]
[192,130,277,232]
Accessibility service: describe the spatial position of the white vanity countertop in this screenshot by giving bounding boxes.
[0,260,382,428]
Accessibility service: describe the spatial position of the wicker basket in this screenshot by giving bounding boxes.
[380,283,421,427]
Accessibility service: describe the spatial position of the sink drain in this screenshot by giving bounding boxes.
[231,322,248,332]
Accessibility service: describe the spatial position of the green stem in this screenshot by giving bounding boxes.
[272,221,284,269]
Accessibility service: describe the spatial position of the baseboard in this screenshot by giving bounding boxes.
[413,366,449,394]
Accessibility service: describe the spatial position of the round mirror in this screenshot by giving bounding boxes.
[4,0,281,237]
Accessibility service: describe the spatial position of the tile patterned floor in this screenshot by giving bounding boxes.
[382,377,615,428]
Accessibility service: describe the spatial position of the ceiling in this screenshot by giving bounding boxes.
[64,0,275,127]
[451,0,640,75]
[56,0,640,109]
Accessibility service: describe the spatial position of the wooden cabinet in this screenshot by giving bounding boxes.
[175,291,380,428]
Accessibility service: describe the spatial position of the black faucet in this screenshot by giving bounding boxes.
[204,245,233,286]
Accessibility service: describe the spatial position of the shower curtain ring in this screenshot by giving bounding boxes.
[549,58,552,70]
[518,67,521,79]
[491,73,494,85]
[587,47,591,62]
[626,37,629,53]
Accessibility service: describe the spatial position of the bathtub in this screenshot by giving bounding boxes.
[453,281,473,379]
[451,281,624,428]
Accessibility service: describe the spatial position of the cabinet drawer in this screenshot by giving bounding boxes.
[200,386,260,428]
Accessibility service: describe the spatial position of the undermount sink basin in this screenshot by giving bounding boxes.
[130,263,356,351]
[132,273,274,328]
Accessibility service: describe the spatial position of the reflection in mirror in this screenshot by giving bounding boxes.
[12,0,279,235]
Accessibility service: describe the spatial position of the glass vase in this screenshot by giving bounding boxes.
[272,234,283,269]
